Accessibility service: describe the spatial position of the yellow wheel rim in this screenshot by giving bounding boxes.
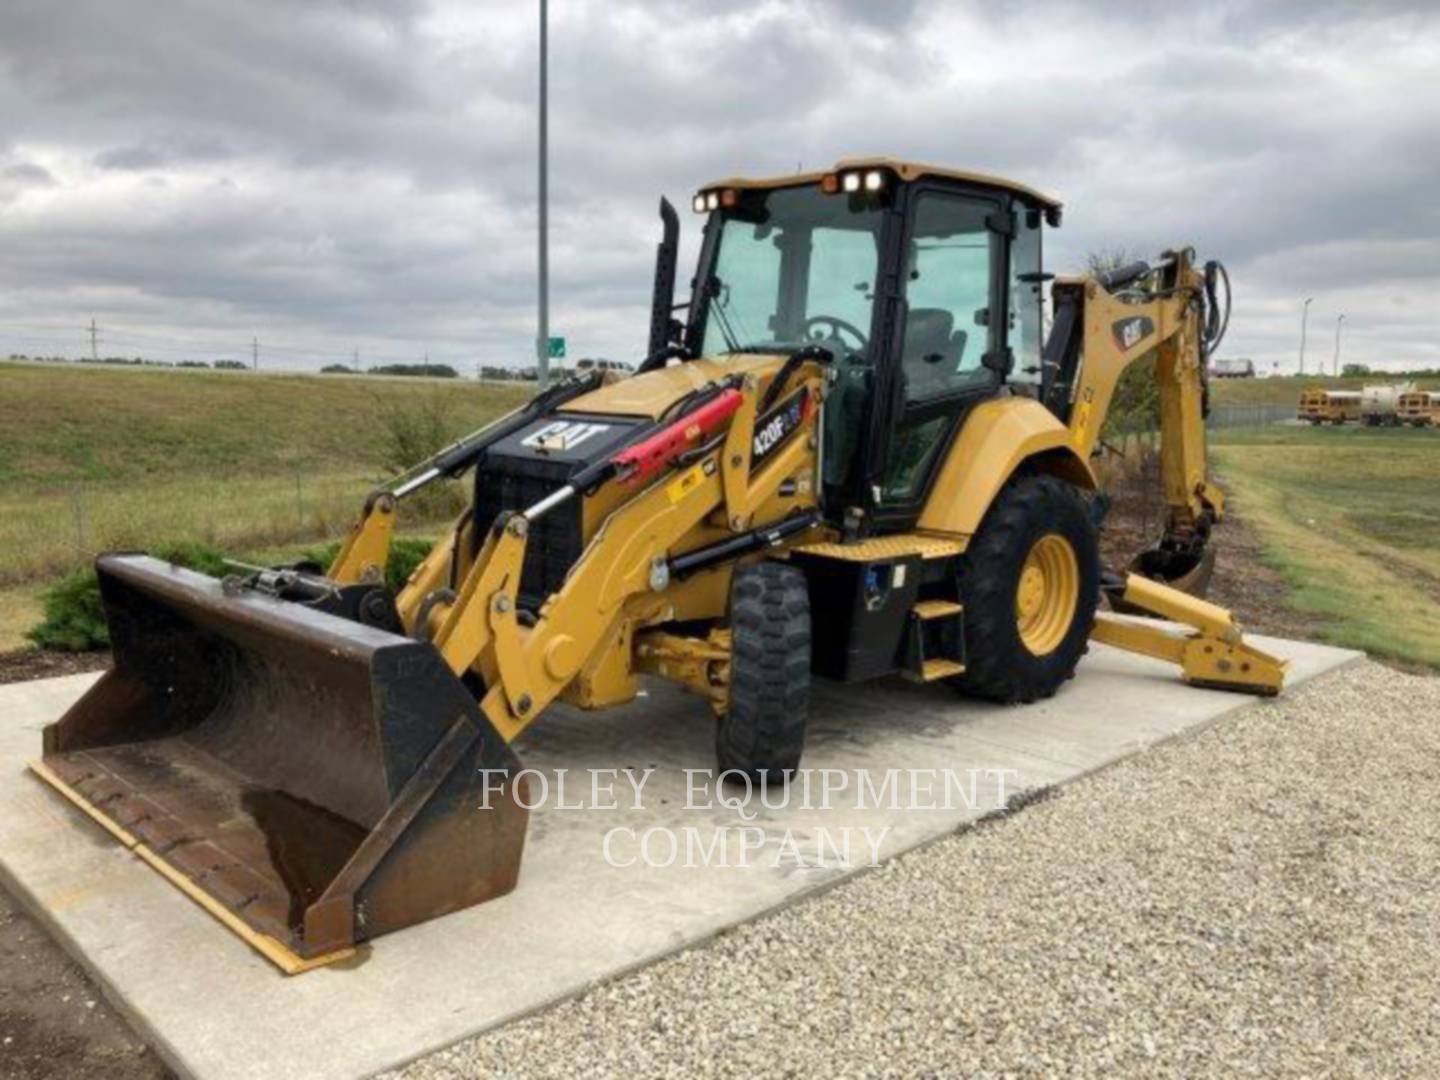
[1015,534,1079,656]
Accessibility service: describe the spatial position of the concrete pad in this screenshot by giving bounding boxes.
[0,633,1359,1080]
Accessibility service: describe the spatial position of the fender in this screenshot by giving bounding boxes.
[917,396,1095,542]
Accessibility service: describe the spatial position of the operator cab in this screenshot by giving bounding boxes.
[666,158,1062,529]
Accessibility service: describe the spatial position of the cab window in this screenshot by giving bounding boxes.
[881,192,1000,503]
[698,185,883,358]
[899,193,998,401]
[805,226,877,346]
[1009,208,1043,385]
[701,225,782,354]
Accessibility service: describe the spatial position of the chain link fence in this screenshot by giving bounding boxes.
[1104,402,1295,444]
[1206,403,1296,430]
[0,470,412,587]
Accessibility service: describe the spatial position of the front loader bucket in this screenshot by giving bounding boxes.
[34,555,528,973]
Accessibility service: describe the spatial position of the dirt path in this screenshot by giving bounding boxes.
[1099,454,1323,643]
[0,650,164,1077]
[0,650,109,687]
[0,887,171,1079]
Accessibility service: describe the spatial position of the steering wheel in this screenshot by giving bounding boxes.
[802,314,868,353]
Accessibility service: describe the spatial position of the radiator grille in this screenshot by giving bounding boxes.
[474,462,583,610]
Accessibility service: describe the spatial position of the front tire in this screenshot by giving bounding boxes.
[715,561,811,782]
[950,475,1100,703]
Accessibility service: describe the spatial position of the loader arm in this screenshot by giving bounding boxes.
[415,364,829,743]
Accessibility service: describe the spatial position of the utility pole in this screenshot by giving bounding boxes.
[251,337,260,370]
[353,347,360,371]
[535,0,550,390]
[86,317,100,362]
[1298,297,1313,376]
[1333,314,1345,376]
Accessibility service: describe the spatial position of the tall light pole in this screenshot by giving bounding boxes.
[1298,297,1313,376]
[1333,313,1345,376]
[535,0,550,390]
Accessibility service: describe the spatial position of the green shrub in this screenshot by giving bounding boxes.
[149,539,233,577]
[1101,353,1161,442]
[373,389,461,474]
[28,536,437,653]
[25,567,110,652]
[386,537,435,591]
[25,540,231,652]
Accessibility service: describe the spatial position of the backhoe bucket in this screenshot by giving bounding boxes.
[1110,544,1215,616]
[34,555,528,973]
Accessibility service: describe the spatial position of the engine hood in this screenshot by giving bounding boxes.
[558,353,784,419]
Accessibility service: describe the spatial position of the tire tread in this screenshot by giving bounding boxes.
[716,561,811,780]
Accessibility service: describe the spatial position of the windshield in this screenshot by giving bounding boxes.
[699,185,884,360]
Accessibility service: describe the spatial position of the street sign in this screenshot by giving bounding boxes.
[547,336,566,359]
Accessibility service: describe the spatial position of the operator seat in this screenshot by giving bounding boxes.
[820,335,871,493]
[903,308,967,396]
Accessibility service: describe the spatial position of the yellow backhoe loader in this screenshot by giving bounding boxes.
[34,158,1286,973]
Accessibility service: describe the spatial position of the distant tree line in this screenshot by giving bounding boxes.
[5,353,248,370]
[1337,363,1440,379]
[321,362,460,378]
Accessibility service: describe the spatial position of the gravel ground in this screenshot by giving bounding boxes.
[395,659,1439,1079]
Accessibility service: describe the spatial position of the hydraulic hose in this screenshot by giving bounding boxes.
[1095,260,1153,292]
[1201,259,1231,356]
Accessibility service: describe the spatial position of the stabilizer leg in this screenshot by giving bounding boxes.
[1091,573,1287,696]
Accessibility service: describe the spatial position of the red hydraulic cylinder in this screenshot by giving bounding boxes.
[613,388,744,483]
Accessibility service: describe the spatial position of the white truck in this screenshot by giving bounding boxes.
[1360,382,1415,426]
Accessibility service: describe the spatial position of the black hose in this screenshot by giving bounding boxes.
[759,344,834,414]
[1201,259,1231,355]
[1096,260,1152,292]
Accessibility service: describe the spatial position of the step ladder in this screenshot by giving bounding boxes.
[901,599,967,682]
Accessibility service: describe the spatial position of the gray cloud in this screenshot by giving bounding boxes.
[0,0,1436,372]
[1,161,55,185]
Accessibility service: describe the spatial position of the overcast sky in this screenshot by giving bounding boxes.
[1,0,1436,374]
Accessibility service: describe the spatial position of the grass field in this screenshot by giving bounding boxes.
[1209,373,1438,407]
[0,362,529,586]
[1211,425,1440,669]
[3,361,1436,670]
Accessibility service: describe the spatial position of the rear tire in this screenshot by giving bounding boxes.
[949,475,1100,704]
[715,561,810,782]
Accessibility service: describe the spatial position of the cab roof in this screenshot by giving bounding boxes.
[700,156,1063,212]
